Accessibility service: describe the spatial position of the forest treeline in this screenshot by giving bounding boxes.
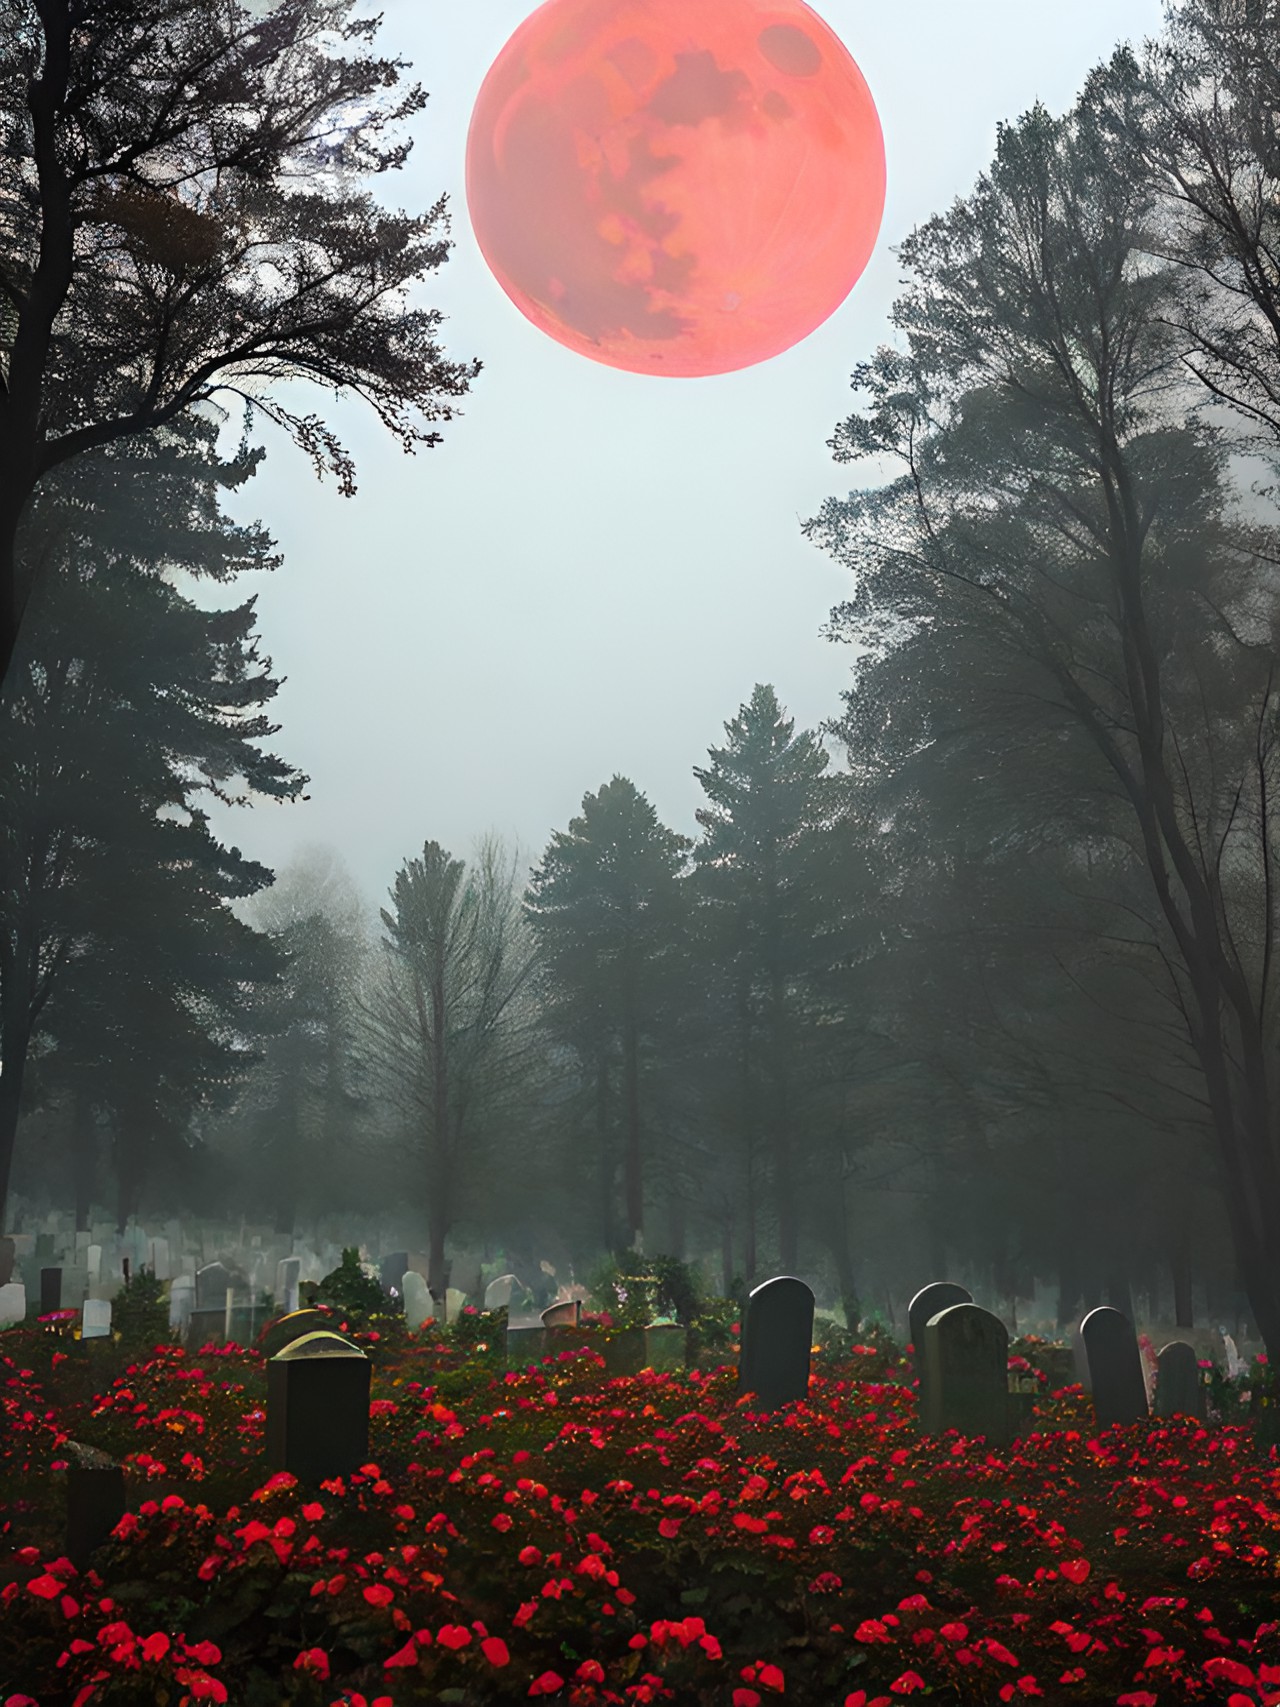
[4,0,1280,1356]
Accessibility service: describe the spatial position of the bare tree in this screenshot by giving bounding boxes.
[361,837,540,1309]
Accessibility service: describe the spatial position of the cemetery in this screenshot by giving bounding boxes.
[1,1225,1278,1706]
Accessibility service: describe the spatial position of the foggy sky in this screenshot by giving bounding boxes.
[208,0,1167,906]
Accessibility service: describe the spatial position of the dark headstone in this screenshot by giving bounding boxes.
[738,1275,815,1412]
[1155,1340,1207,1421]
[541,1298,581,1329]
[266,1330,371,1483]
[922,1303,1010,1444]
[1081,1306,1149,1430]
[40,1267,62,1314]
[908,1281,972,1421]
[380,1251,409,1297]
[185,1306,230,1349]
[0,1236,14,1287]
[194,1262,232,1311]
[64,1442,126,1568]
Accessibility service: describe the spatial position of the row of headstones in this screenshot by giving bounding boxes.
[734,1276,1214,1436]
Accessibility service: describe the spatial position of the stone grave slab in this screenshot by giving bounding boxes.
[922,1302,1010,1443]
[64,1442,126,1569]
[1155,1341,1207,1421]
[40,1267,63,1314]
[81,1299,112,1340]
[267,1331,371,1483]
[0,1282,26,1325]
[195,1262,232,1311]
[738,1275,815,1412]
[169,1274,194,1333]
[908,1281,973,1421]
[402,1271,432,1332]
[1082,1307,1149,1430]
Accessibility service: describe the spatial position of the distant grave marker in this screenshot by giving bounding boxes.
[169,1275,194,1335]
[738,1275,815,1412]
[195,1262,232,1312]
[402,1271,432,1331]
[0,1282,25,1325]
[922,1302,1010,1443]
[541,1298,581,1329]
[40,1267,62,1314]
[81,1299,112,1340]
[1155,1341,1207,1421]
[484,1273,521,1310]
[275,1257,301,1315]
[266,1331,371,1483]
[1081,1306,1149,1430]
[380,1251,409,1297]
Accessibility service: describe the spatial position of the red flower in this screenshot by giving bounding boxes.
[437,1625,472,1650]
[482,1637,510,1666]
[140,1633,170,1663]
[1060,1559,1090,1584]
[528,1672,565,1696]
[301,1502,325,1521]
[890,1674,925,1695]
[577,1659,605,1683]
[362,1584,394,1609]
[384,1638,418,1669]
[294,1649,331,1680]
[733,1693,762,1707]
[27,1574,63,1599]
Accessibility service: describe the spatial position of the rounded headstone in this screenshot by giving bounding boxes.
[1155,1340,1207,1422]
[258,1309,349,1360]
[738,1275,815,1412]
[922,1302,1010,1442]
[908,1281,973,1419]
[1081,1306,1149,1430]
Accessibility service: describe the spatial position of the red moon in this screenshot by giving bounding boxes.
[466,0,885,377]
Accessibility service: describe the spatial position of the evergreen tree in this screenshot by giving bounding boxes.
[0,418,305,1231]
[692,685,836,1278]
[528,778,691,1253]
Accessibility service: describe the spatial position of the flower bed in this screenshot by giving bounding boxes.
[1,1326,1278,1706]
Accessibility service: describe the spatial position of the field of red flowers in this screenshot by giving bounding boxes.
[1,1315,1278,1707]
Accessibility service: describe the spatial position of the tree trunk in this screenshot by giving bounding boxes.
[621,1006,643,1249]
[1172,1234,1194,1330]
[429,964,451,1311]
[71,1091,95,1232]
[596,1056,613,1254]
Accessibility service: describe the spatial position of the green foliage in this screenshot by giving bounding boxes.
[311,1248,391,1325]
[111,1267,170,1348]
[590,1251,702,1329]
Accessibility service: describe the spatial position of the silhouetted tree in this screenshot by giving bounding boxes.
[0,0,479,684]
[528,779,691,1253]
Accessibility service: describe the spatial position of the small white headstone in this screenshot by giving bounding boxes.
[169,1274,195,1330]
[445,1286,467,1324]
[0,1282,25,1325]
[81,1299,112,1340]
[149,1237,171,1281]
[86,1244,102,1281]
[402,1270,432,1331]
[484,1274,519,1310]
[276,1257,301,1315]
[1222,1331,1245,1378]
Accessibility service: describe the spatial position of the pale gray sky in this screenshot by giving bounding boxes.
[211,0,1167,904]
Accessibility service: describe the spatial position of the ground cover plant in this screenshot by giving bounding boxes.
[1,1318,1278,1707]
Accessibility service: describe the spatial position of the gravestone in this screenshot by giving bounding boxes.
[484,1273,521,1310]
[81,1299,112,1340]
[402,1271,432,1332]
[225,1287,260,1347]
[186,1308,228,1349]
[446,1286,467,1323]
[276,1257,301,1315]
[195,1262,232,1312]
[0,1282,25,1325]
[737,1275,815,1412]
[0,1236,13,1287]
[1155,1341,1207,1421]
[40,1267,62,1314]
[922,1303,1010,1443]
[1081,1306,1149,1429]
[541,1298,581,1329]
[64,1442,126,1569]
[266,1331,371,1483]
[908,1281,973,1422]
[148,1238,171,1282]
[86,1244,102,1282]
[169,1274,194,1334]
[380,1251,409,1297]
